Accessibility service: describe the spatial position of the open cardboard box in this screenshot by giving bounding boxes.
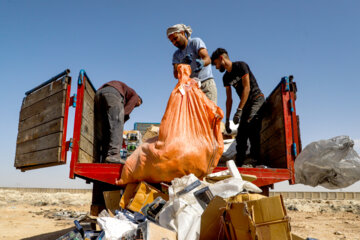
[120,181,169,213]
[200,193,292,240]
[138,221,177,240]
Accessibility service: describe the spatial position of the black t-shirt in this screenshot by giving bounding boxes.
[223,61,262,104]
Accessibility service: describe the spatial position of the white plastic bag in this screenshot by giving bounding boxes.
[209,177,262,198]
[208,160,261,198]
[295,136,360,189]
[158,174,207,240]
[97,212,138,240]
[220,139,237,161]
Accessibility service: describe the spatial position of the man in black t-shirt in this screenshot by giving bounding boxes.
[211,48,265,167]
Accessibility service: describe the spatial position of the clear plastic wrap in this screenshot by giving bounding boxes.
[295,136,360,189]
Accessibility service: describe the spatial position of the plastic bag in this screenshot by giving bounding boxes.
[208,160,262,198]
[117,64,224,185]
[97,211,138,240]
[209,177,262,198]
[158,174,207,240]
[219,139,236,162]
[295,136,360,189]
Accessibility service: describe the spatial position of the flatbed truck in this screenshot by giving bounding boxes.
[14,69,301,214]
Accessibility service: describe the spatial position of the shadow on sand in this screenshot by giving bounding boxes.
[21,227,75,240]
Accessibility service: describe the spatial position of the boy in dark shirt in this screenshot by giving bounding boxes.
[211,48,265,167]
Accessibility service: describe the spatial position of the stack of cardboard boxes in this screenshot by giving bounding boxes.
[98,180,304,240]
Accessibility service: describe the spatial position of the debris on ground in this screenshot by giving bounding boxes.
[54,160,321,240]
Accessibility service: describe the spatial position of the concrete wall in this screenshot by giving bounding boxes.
[1,188,360,200]
[271,191,360,200]
[0,187,91,194]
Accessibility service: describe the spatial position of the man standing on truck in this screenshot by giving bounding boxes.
[211,48,265,167]
[167,23,217,104]
[95,81,142,164]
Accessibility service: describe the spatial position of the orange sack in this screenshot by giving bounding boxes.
[116,64,224,185]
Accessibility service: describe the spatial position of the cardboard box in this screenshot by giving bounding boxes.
[120,183,138,209]
[226,201,253,240]
[142,125,159,142]
[200,193,264,240]
[103,190,122,216]
[200,193,292,240]
[291,233,305,240]
[228,195,292,240]
[205,174,257,183]
[120,182,169,213]
[139,221,177,240]
[200,196,227,240]
[227,193,266,203]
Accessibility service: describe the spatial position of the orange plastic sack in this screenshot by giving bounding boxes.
[116,64,224,185]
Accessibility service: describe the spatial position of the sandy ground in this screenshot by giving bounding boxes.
[0,189,360,240]
[285,199,360,240]
[0,190,91,240]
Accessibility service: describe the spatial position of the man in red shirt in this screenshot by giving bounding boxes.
[95,81,142,163]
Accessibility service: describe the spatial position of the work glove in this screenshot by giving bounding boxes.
[225,120,232,134]
[233,108,242,125]
[194,59,204,72]
[182,54,192,64]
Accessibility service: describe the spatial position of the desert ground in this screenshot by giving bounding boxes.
[0,189,359,240]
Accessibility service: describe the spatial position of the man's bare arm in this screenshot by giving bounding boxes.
[198,48,211,66]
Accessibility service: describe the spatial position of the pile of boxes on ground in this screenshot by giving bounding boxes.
[57,160,311,240]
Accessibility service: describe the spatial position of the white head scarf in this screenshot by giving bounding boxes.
[166,24,192,38]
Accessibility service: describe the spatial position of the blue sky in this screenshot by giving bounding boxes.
[0,0,359,191]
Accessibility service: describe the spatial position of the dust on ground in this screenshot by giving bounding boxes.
[0,189,360,240]
[0,189,91,240]
[284,199,360,240]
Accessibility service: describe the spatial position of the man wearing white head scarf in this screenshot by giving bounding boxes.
[167,24,217,104]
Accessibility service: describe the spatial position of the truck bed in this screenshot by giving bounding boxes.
[14,70,300,189]
[69,72,300,188]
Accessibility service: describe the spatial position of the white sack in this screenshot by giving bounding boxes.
[97,212,138,240]
[209,177,262,198]
[158,174,207,240]
[220,139,237,161]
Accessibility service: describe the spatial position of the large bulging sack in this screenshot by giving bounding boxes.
[117,64,224,185]
[295,135,360,189]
